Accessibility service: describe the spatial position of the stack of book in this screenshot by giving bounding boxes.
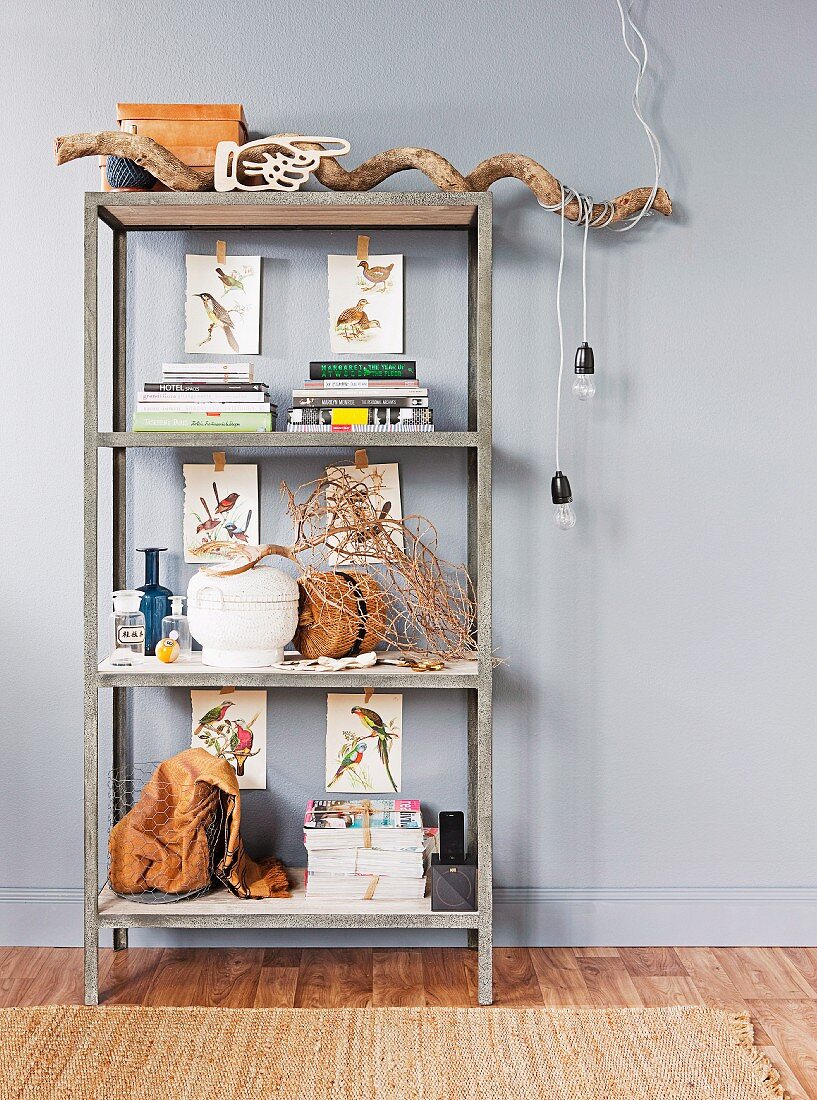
[133,363,277,433]
[286,361,433,433]
[303,798,437,901]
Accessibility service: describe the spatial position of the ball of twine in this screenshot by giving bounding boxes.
[106,156,156,190]
[293,571,387,659]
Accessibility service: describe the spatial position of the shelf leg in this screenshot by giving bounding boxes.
[84,922,100,1005]
[476,926,493,1005]
[111,231,128,957]
[83,199,100,1007]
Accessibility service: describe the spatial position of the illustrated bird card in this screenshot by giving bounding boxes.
[185,253,261,354]
[325,461,404,564]
[191,689,267,790]
[326,693,403,793]
[328,254,403,354]
[183,462,259,563]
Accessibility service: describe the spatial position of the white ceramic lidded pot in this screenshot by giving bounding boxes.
[187,561,299,667]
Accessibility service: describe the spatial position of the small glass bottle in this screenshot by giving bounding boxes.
[137,547,172,655]
[110,590,146,665]
[161,595,192,661]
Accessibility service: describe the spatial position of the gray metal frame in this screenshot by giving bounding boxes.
[83,190,493,1005]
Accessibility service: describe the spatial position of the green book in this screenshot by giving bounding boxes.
[309,360,416,380]
[133,411,274,433]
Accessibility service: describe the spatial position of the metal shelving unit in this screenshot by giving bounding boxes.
[83,190,493,1004]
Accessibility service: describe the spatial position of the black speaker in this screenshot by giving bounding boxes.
[430,854,477,911]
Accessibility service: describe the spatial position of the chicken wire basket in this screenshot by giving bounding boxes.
[107,761,226,904]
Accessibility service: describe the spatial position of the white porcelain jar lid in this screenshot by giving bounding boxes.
[188,563,299,606]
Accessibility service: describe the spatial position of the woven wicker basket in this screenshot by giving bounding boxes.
[293,571,387,659]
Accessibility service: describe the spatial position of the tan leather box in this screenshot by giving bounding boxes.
[100,103,248,188]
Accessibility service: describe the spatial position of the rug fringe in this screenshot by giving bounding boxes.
[729,1012,790,1100]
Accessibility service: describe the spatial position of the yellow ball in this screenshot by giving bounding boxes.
[156,637,180,663]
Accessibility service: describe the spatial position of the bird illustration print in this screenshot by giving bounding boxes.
[358,260,394,293]
[195,292,241,352]
[225,509,252,542]
[230,712,260,776]
[335,299,381,342]
[196,497,220,535]
[193,700,234,738]
[215,266,247,294]
[327,740,368,789]
[213,481,239,515]
[351,705,400,792]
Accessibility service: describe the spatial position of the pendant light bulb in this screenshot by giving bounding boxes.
[551,471,576,530]
[573,342,595,400]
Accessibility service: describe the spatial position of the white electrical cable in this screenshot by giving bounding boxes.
[543,0,662,481]
[538,1,662,233]
[581,198,590,342]
[554,185,567,471]
[547,188,597,471]
[610,0,662,231]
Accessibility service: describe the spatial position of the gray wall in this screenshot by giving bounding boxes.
[3,0,817,946]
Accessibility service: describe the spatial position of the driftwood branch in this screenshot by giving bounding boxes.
[55,132,212,191]
[189,541,296,576]
[54,131,671,223]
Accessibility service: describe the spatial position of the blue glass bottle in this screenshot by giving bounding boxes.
[137,547,172,656]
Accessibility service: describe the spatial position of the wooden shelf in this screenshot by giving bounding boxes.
[98,873,478,929]
[92,191,483,231]
[98,431,482,449]
[97,652,483,690]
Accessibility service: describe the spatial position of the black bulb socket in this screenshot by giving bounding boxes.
[574,342,595,375]
[551,471,573,505]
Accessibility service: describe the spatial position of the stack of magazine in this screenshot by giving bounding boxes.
[303,798,437,900]
[287,361,433,433]
[133,363,277,432]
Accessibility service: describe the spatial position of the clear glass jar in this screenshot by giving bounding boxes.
[110,590,146,665]
[161,595,192,661]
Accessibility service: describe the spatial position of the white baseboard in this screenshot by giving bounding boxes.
[494,886,817,946]
[2,885,817,947]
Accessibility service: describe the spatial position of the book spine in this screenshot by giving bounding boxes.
[303,379,421,390]
[133,411,273,432]
[289,407,432,426]
[162,374,254,383]
[292,396,428,409]
[309,360,416,380]
[287,423,434,433]
[136,402,271,413]
[294,388,427,399]
[140,390,270,404]
[143,382,269,393]
[162,362,253,373]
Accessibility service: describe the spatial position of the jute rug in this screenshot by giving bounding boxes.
[0,1005,787,1100]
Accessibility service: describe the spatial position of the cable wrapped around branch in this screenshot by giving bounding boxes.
[53,131,671,224]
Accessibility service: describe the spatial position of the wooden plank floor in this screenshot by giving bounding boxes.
[1,947,816,1098]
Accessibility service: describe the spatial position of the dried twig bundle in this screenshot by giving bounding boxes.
[282,468,477,662]
[189,469,478,661]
